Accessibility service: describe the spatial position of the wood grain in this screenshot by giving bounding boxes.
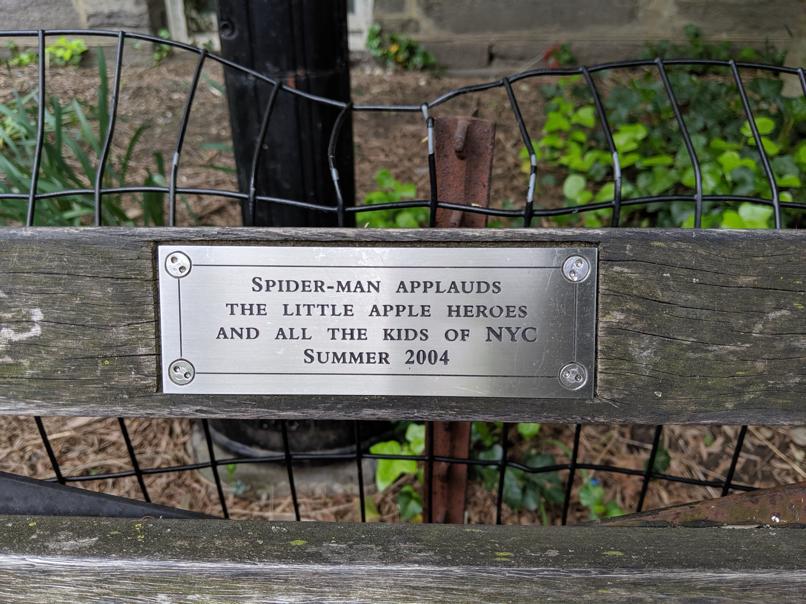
[0,516,803,602]
[0,227,804,423]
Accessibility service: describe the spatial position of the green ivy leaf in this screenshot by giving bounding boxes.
[604,501,624,518]
[544,111,571,133]
[569,130,587,143]
[578,481,604,510]
[651,446,671,473]
[612,123,648,152]
[405,423,426,454]
[562,173,586,201]
[571,105,595,128]
[516,422,541,439]
[720,209,744,228]
[778,174,801,188]
[370,440,417,491]
[594,182,615,202]
[740,116,776,137]
[701,162,723,194]
[637,154,674,167]
[396,485,423,522]
[395,212,420,228]
[538,133,566,149]
[760,137,780,157]
[738,202,773,228]
[709,138,741,152]
[717,150,742,173]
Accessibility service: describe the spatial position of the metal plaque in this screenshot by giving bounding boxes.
[158,246,597,398]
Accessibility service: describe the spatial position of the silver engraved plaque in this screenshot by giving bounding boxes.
[158,245,597,398]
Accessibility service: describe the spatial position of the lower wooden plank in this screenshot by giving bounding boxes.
[0,517,802,602]
[599,482,806,527]
[0,227,804,423]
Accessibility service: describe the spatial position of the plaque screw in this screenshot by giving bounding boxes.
[165,251,192,278]
[168,359,195,386]
[559,362,588,391]
[562,255,591,283]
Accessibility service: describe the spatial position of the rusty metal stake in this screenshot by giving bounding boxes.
[425,116,495,524]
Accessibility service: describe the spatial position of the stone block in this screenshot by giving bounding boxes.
[422,39,490,69]
[376,16,421,34]
[674,0,803,34]
[374,0,407,14]
[1,0,83,29]
[490,38,648,69]
[417,0,639,34]
[77,0,151,30]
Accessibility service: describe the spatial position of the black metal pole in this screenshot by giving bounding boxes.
[211,0,356,464]
[217,0,355,227]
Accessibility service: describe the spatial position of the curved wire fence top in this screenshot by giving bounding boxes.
[0,28,804,231]
[1,29,801,524]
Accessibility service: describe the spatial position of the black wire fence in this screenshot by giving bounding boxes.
[1,29,804,524]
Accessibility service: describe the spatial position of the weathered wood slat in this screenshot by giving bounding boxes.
[599,482,806,527]
[0,516,802,602]
[0,227,804,423]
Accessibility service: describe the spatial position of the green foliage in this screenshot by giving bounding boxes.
[153,29,173,65]
[516,422,541,439]
[0,49,165,226]
[644,24,786,66]
[369,422,424,521]
[527,27,804,229]
[4,38,88,68]
[4,42,37,67]
[544,43,577,68]
[650,445,671,474]
[366,23,436,71]
[476,446,565,525]
[396,484,423,522]
[471,422,563,524]
[45,37,88,67]
[578,474,623,520]
[357,168,427,228]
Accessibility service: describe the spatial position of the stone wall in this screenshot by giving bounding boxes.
[1,0,151,32]
[374,0,805,71]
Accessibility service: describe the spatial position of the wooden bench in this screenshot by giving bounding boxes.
[0,226,804,601]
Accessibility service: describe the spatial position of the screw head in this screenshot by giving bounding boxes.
[165,251,192,278]
[559,362,588,391]
[168,359,195,386]
[562,255,591,283]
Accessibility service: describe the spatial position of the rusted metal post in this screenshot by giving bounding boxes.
[426,116,495,523]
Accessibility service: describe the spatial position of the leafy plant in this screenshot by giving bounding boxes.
[650,444,671,474]
[526,26,804,229]
[0,49,165,226]
[357,168,427,228]
[471,422,564,524]
[476,446,564,525]
[578,474,623,520]
[369,423,425,521]
[153,28,174,65]
[543,43,577,68]
[4,41,37,67]
[395,485,423,522]
[517,422,541,439]
[4,38,88,68]
[366,23,436,71]
[45,37,88,67]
